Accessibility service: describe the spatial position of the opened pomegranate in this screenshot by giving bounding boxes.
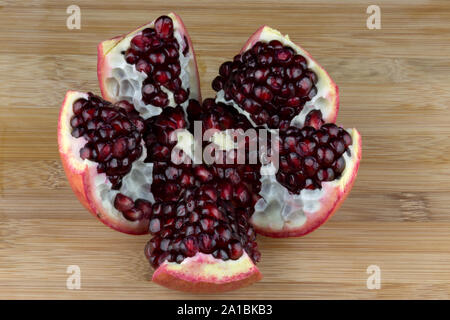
[59,15,361,293]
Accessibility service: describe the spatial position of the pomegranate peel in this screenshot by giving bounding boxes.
[152,252,262,293]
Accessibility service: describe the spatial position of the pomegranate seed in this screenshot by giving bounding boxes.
[194,166,213,182]
[333,156,346,174]
[148,51,166,65]
[154,15,173,39]
[228,240,244,260]
[123,207,143,221]
[114,193,134,212]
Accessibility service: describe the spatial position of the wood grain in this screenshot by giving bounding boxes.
[0,0,449,299]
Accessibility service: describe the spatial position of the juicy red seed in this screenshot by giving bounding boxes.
[167,63,181,77]
[97,143,112,162]
[234,184,250,204]
[112,137,128,158]
[296,77,312,95]
[218,62,230,77]
[130,35,149,52]
[198,233,215,254]
[114,193,134,212]
[323,123,339,137]
[123,208,143,221]
[213,249,229,260]
[150,92,169,107]
[142,83,158,97]
[73,99,87,115]
[242,98,261,113]
[266,76,283,91]
[287,97,301,107]
[212,76,224,91]
[317,147,335,166]
[275,48,293,63]
[303,156,319,177]
[79,146,92,160]
[268,40,283,49]
[182,236,198,257]
[333,156,346,174]
[305,110,324,129]
[288,152,302,170]
[287,66,303,80]
[199,218,215,233]
[330,138,345,155]
[125,50,137,64]
[341,131,353,148]
[174,88,189,104]
[154,15,174,39]
[164,46,179,60]
[257,51,273,66]
[136,59,152,73]
[135,199,152,217]
[254,68,270,82]
[153,69,171,84]
[148,52,166,65]
[194,166,213,182]
[253,86,273,102]
[297,138,316,156]
[228,240,244,260]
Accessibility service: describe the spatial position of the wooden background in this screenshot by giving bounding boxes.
[0,0,449,299]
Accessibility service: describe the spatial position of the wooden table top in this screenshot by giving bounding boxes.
[0,0,449,299]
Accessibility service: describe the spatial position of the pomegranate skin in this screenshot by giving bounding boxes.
[152,252,262,293]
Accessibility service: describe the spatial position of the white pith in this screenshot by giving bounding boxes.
[61,92,195,223]
[102,16,197,120]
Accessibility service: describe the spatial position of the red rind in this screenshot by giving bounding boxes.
[152,253,262,293]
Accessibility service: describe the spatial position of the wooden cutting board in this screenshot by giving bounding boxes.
[1,0,449,299]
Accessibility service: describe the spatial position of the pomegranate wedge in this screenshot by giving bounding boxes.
[58,91,153,234]
[213,25,338,130]
[98,13,201,118]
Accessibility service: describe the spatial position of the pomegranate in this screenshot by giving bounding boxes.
[213,25,339,130]
[59,15,361,293]
[97,13,201,119]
